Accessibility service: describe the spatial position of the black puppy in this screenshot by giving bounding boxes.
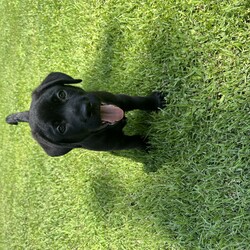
[6,72,165,157]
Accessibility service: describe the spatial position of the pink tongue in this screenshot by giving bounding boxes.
[100,105,124,123]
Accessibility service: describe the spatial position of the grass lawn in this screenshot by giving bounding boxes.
[0,0,250,249]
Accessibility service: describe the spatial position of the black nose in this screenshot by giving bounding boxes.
[82,97,92,119]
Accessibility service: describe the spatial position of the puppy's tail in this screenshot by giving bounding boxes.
[6,111,29,125]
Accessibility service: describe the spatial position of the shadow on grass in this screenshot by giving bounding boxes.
[84,5,250,248]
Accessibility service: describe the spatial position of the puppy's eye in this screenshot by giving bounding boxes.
[57,123,66,134]
[57,90,67,100]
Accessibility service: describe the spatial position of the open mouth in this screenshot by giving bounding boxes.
[100,103,124,125]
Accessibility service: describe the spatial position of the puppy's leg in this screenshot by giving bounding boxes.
[116,92,165,111]
[117,134,148,150]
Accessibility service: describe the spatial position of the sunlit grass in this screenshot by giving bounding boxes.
[1,0,250,249]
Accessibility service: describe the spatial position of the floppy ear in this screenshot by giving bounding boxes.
[34,72,82,94]
[32,132,72,157]
[6,111,29,125]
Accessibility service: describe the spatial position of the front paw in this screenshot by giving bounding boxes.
[151,92,166,110]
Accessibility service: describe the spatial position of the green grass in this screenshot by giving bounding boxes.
[1,0,250,249]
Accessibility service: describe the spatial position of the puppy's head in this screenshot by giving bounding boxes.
[6,72,103,156]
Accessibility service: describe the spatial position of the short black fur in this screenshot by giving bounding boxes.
[6,72,165,157]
